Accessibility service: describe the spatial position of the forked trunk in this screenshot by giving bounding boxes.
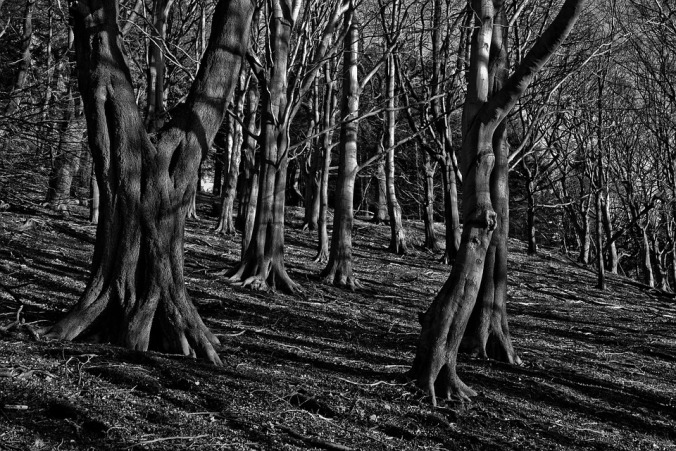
[227,0,299,293]
[410,0,585,403]
[462,7,519,364]
[46,0,255,364]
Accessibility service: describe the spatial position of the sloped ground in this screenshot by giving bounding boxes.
[0,195,675,450]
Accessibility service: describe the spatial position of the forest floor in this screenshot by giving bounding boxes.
[0,193,675,450]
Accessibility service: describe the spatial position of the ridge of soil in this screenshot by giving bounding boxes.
[0,195,675,450]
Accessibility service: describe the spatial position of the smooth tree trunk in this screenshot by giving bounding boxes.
[440,153,461,264]
[410,0,585,403]
[314,63,337,263]
[90,165,99,224]
[422,151,440,251]
[321,6,360,289]
[227,0,301,293]
[239,76,260,257]
[642,226,655,287]
[144,0,175,132]
[216,71,248,234]
[302,78,321,231]
[45,0,255,364]
[601,193,618,273]
[595,189,606,290]
[523,159,537,255]
[429,0,460,263]
[462,5,519,364]
[384,53,407,254]
[372,160,389,223]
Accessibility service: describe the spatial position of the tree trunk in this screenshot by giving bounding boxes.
[601,193,618,273]
[90,165,99,224]
[239,75,260,257]
[578,203,591,264]
[372,160,389,223]
[0,0,34,141]
[440,154,461,264]
[384,53,407,254]
[227,0,300,293]
[302,78,321,231]
[216,71,248,234]
[314,62,337,263]
[462,4,519,364]
[410,0,585,403]
[46,80,86,212]
[321,7,360,289]
[422,151,440,251]
[144,0,175,132]
[642,227,655,288]
[524,160,537,255]
[595,190,606,290]
[45,0,255,364]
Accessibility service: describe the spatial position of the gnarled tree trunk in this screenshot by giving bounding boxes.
[410,0,585,404]
[462,5,519,364]
[45,0,255,364]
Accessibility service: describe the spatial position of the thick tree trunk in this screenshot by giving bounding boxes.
[462,5,519,364]
[422,151,440,251]
[45,0,255,364]
[90,166,99,224]
[410,0,585,403]
[384,54,407,254]
[227,0,300,293]
[321,7,360,289]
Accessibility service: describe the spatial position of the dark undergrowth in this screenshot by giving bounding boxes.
[0,191,675,450]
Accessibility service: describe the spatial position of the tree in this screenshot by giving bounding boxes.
[44,0,255,364]
[410,0,586,403]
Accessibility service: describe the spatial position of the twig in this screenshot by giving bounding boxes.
[277,425,352,451]
[335,377,406,387]
[0,281,26,305]
[126,435,208,448]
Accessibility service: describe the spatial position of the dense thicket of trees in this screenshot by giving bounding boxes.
[1,0,675,402]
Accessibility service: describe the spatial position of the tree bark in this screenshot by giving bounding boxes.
[422,151,440,251]
[45,0,255,364]
[384,53,407,254]
[216,71,248,234]
[372,160,389,223]
[314,62,337,263]
[1,0,34,140]
[321,6,360,289]
[239,75,260,257]
[227,0,301,293]
[410,0,585,403]
[462,4,519,364]
[144,0,175,132]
